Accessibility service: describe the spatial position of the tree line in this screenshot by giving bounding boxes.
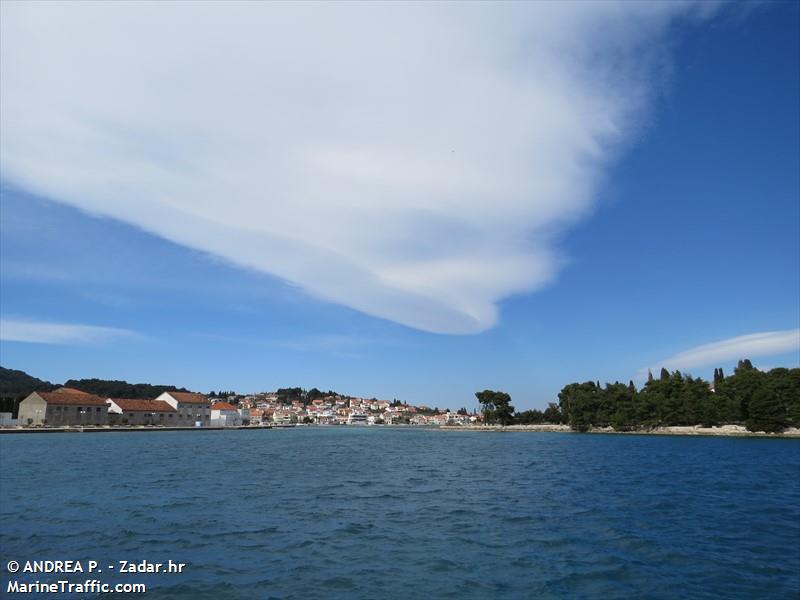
[62,378,190,400]
[0,367,54,415]
[276,387,351,405]
[476,359,800,433]
[0,368,191,416]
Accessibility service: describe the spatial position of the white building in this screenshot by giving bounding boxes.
[210,402,242,427]
[156,391,211,426]
[0,412,18,426]
[348,412,368,425]
[272,410,295,425]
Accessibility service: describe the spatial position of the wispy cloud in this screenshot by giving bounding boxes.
[0,318,137,345]
[0,2,719,333]
[643,329,800,374]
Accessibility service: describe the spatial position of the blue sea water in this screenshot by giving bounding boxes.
[1,428,798,599]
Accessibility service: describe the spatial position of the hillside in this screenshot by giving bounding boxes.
[0,367,191,416]
[0,366,56,415]
[62,378,190,400]
[0,366,55,399]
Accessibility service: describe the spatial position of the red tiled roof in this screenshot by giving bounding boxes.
[165,391,208,404]
[110,399,176,413]
[39,391,107,406]
[211,402,238,411]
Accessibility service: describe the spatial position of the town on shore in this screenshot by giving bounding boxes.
[1,358,798,436]
[3,385,480,429]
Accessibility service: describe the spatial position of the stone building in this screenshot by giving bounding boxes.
[106,398,177,426]
[18,388,109,426]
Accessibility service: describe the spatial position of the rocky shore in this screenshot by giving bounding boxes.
[440,424,800,437]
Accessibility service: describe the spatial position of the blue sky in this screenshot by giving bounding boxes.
[1,2,798,410]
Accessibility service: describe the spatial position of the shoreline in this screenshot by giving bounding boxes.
[0,424,292,435]
[1,423,798,437]
[438,424,800,437]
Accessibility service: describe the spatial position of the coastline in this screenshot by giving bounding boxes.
[2,423,798,437]
[0,424,291,435]
[439,424,800,437]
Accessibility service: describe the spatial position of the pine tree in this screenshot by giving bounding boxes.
[746,387,786,433]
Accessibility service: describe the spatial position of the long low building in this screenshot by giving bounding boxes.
[107,398,177,426]
[16,388,214,428]
[18,388,109,426]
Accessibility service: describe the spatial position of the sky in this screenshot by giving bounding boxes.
[1,1,798,410]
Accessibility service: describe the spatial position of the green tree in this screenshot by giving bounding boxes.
[556,360,793,433]
[276,387,304,405]
[607,381,637,430]
[63,378,189,399]
[558,381,602,432]
[543,403,562,424]
[771,368,800,427]
[475,390,514,425]
[716,363,765,423]
[515,409,545,424]
[682,376,712,425]
[746,387,787,433]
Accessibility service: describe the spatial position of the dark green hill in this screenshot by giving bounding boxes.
[62,378,190,400]
[0,366,54,397]
[0,366,56,415]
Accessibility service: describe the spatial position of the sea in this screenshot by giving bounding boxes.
[1,427,798,599]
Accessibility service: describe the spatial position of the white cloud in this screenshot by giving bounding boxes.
[0,318,136,345]
[644,329,800,373]
[0,2,717,333]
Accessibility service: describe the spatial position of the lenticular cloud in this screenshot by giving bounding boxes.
[0,2,713,333]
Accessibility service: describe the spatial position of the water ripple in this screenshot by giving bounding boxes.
[1,429,798,599]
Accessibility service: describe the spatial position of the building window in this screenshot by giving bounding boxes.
[96,407,101,413]
[77,407,83,412]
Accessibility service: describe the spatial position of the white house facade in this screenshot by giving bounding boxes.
[155,391,211,426]
[210,402,241,427]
